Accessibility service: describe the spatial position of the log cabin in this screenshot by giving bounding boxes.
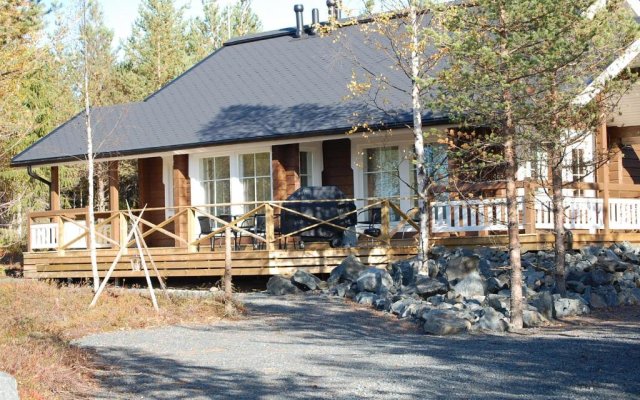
[10,3,640,279]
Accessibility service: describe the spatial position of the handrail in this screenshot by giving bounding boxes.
[26,195,640,252]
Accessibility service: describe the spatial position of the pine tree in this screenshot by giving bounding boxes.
[189,0,261,61]
[122,0,191,94]
[515,0,639,295]
[437,0,639,327]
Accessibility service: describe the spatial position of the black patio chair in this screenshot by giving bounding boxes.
[215,214,239,250]
[358,207,382,242]
[197,216,214,251]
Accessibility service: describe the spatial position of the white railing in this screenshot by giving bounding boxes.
[30,223,58,250]
[431,198,521,233]
[535,196,604,231]
[609,198,640,230]
[27,197,640,250]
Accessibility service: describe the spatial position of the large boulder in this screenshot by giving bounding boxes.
[0,372,18,400]
[487,274,509,293]
[522,310,548,328]
[356,268,393,294]
[589,269,612,286]
[529,291,554,320]
[486,294,510,315]
[391,257,420,286]
[390,298,419,316]
[524,269,546,289]
[553,297,590,318]
[446,256,480,282]
[477,307,508,332]
[415,276,449,298]
[617,288,640,306]
[453,271,486,299]
[329,282,352,297]
[355,291,378,306]
[328,255,369,285]
[266,275,300,296]
[291,270,322,291]
[589,285,618,308]
[423,310,471,335]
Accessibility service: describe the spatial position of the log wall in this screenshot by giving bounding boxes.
[322,138,354,197]
[138,157,173,247]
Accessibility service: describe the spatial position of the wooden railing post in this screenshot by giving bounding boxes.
[265,203,276,251]
[56,212,66,255]
[26,214,32,252]
[119,212,128,254]
[381,200,390,245]
[186,207,197,252]
[523,181,536,234]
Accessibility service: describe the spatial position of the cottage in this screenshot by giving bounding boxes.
[12,3,640,279]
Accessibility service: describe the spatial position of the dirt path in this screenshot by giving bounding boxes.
[77,294,640,399]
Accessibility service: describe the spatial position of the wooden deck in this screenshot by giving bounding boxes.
[22,243,418,279]
[23,233,640,279]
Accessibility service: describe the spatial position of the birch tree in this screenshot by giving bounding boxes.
[81,0,99,291]
[343,0,445,269]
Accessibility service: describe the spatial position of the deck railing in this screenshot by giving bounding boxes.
[27,196,640,252]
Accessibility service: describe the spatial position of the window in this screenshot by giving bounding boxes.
[240,152,271,212]
[410,145,448,205]
[531,151,548,180]
[364,146,400,199]
[202,156,231,217]
[300,151,312,187]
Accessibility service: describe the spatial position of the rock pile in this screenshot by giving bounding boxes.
[266,242,640,335]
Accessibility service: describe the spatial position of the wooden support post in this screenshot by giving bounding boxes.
[51,166,64,254]
[186,207,196,252]
[523,181,536,234]
[108,161,120,246]
[172,155,191,248]
[381,200,390,245]
[265,203,275,251]
[50,166,60,211]
[599,119,610,234]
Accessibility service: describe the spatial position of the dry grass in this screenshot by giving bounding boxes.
[0,279,243,399]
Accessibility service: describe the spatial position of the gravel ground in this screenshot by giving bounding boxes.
[77,293,640,400]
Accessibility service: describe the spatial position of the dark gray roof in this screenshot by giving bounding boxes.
[11,23,447,167]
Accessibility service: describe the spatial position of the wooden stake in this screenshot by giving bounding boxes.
[89,207,146,308]
[126,204,169,301]
[133,226,159,312]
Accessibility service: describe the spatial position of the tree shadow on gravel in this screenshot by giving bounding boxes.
[91,347,322,400]
[87,295,640,399]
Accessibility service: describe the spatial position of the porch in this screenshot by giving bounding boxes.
[24,192,640,280]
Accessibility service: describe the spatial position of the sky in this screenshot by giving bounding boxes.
[81,0,367,49]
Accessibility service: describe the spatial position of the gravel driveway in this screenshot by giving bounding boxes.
[77,293,640,400]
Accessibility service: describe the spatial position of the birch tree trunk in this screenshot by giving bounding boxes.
[409,2,429,269]
[83,0,100,292]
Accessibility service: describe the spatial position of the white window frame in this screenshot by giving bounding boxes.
[351,136,414,215]
[300,142,323,187]
[238,151,272,212]
[190,144,273,217]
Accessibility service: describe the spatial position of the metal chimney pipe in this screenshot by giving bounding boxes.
[327,0,336,20]
[294,4,304,38]
[310,8,320,35]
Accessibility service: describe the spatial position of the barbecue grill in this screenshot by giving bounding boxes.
[280,186,357,247]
